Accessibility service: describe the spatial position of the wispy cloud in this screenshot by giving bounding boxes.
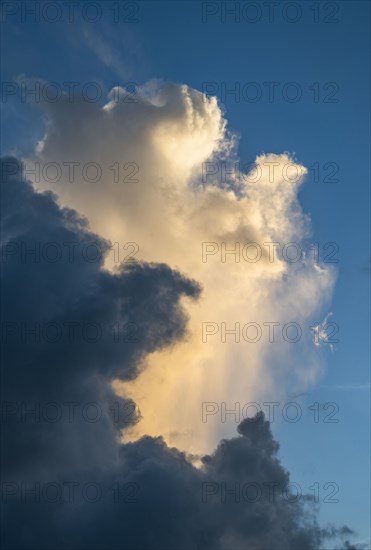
[324,383,371,391]
[82,28,134,80]
[310,311,337,351]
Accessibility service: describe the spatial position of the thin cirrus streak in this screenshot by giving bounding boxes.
[26,80,336,454]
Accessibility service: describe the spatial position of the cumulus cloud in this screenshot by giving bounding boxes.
[23,81,336,453]
[0,158,358,550]
[0,156,200,477]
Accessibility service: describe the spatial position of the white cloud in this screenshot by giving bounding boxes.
[310,311,336,351]
[26,81,336,454]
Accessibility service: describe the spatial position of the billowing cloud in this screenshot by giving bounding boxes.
[0,156,200,477]
[0,158,358,550]
[24,81,336,454]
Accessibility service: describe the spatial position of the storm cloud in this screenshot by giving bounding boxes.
[0,157,357,550]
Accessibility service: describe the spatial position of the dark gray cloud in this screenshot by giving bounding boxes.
[0,158,358,550]
[1,156,200,478]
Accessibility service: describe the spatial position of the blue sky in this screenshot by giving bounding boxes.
[1,1,370,547]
